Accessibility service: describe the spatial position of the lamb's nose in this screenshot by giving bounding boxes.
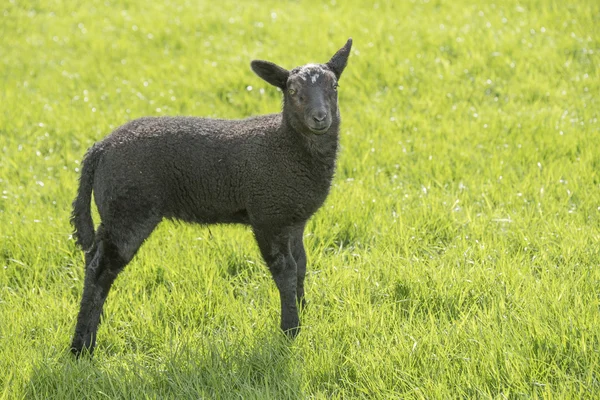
[313,111,327,123]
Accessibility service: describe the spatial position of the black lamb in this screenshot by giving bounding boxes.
[70,38,353,356]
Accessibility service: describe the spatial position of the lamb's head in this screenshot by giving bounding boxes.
[251,38,352,135]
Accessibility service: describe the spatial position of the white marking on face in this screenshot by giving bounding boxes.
[294,64,327,85]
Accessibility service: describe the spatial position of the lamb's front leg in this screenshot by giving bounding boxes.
[290,225,307,310]
[253,225,300,338]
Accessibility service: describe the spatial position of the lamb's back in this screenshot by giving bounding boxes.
[92,115,281,224]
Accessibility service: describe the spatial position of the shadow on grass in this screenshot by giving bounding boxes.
[25,332,303,399]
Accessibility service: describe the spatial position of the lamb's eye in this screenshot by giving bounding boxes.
[288,88,296,95]
[332,83,339,91]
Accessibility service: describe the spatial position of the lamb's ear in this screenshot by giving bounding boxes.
[251,60,289,90]
[326,38,353,80]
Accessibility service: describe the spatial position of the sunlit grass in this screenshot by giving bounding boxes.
[1,0,599,398]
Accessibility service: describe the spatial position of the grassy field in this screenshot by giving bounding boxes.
[1,0,599,398]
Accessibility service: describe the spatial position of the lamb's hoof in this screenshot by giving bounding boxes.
[70,334,95,358]
[282,325,300,339]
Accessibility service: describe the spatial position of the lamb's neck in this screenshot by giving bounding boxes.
[280,117,339,165]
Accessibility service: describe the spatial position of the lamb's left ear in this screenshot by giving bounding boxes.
[251,60,290,90]
[326,38,353,80]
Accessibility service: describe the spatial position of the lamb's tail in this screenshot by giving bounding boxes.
[70,145,101,251]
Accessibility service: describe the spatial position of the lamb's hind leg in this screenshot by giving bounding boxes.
[253,224,300,338]
[71,218,158,357]
[71,233,124,356]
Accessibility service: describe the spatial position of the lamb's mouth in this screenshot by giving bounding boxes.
[309,126,330,134]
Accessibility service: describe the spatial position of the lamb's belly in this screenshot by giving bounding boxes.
[167,204,250,225]
[164,177,248,224]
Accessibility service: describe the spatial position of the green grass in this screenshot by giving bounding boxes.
[1,0,599,398]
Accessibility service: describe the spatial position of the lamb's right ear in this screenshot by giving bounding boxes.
[251,60,290,90]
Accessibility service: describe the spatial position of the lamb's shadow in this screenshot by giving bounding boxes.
[26,332,303,399]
